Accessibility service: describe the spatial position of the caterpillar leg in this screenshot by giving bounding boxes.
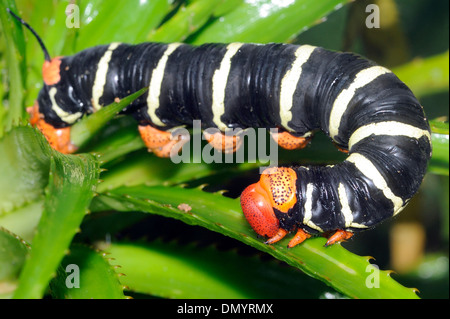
[138,124,185,158]
[287,228,311,248]
[203,130,243,154]
[325,229,353,247]
[271,130,311,150]
[265,229,288,245]
[265,228,311,248]
[27,102,78,154]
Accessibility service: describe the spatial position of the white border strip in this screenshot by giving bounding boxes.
[279,45,316,131]
[302,183,324,232]
[349,121,431,150]
[329,66,390,140]
[92,42,121,111]
[147,43,183,127]
[49,87,82,124]
[211,43,244,131]
[338,183,368,229]
[346,153,404,214]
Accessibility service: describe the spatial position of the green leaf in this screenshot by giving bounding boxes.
[428,120,449,176]
[0,227,30,298]
[50,244,126,299]
[70,87,148,150]
[0,200,44,243]
[97,150,215,192]
[393,51,449,98]
[148,0,228,42]
[92,185,419,299]
[0,126,51,214]
[105,240,337,298]
[0,0,27,135]
[430,119,449,135]
[75,0,173,51]
[191,0,350,44]
[13,152,100,299]
[430,133,449,176]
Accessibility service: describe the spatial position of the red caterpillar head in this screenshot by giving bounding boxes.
[240,167,298,240]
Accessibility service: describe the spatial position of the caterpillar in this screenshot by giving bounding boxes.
[9,9,432,247]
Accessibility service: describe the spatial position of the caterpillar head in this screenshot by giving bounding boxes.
[8,9,83,137]
[240,167,298,239]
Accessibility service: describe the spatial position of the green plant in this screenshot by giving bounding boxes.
[0,0,448,299]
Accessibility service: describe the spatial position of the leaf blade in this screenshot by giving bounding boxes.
[191,0,350,44]
[13,152,100,299]
[50,245,126,299]
[93,184,420,299]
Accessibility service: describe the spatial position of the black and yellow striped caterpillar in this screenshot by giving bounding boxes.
[10,9,432,247]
